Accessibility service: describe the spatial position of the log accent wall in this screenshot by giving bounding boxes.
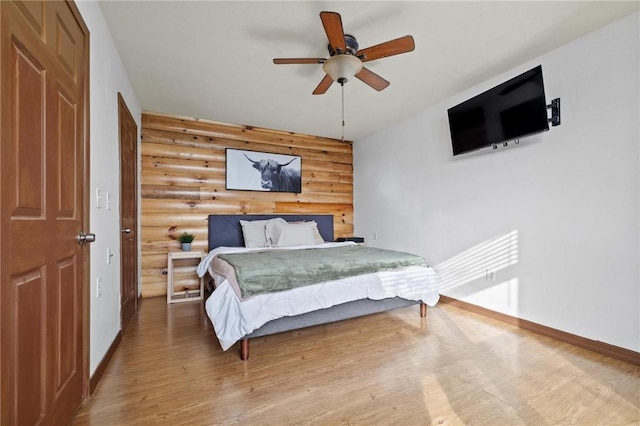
[140,111,354,297]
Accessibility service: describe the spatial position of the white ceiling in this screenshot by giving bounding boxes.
[98,1,638,142]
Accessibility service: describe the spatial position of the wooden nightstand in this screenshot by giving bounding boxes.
[167,250,204,304]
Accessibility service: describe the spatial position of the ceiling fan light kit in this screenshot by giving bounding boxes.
[322,54,362,84]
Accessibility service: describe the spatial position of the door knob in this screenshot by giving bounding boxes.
[122,228,131,234]
[77,232,96,245]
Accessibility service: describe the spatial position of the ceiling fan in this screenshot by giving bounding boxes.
[273,11,415,95]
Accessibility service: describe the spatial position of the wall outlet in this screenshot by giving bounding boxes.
[485,269,496,283]
[373,232,378,240]
[96,277,103,298]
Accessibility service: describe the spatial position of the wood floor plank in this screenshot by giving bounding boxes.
[73,297,639,425]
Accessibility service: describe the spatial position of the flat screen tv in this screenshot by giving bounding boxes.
[447,65,549,156]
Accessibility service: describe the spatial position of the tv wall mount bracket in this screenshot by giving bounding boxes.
[547,98,561,127]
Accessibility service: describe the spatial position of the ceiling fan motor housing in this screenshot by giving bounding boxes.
[329,34,359,56]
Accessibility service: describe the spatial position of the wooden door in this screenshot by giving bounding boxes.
[119,93,138,330]
[0,1,89,424]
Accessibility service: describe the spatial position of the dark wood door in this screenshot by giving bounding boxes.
[119,93,138,330]
[0,1,89,424]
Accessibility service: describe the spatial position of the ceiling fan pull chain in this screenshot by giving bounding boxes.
[341,83,345,141]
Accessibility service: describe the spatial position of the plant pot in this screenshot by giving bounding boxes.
[181,242,192,251]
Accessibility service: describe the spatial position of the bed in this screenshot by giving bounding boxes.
[197,214,439,360]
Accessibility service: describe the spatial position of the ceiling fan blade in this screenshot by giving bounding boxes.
[273,58,326,65]
[312,74,334,95]
[357,35,415,62]
[356,67,390,91]
[320,11,346,54]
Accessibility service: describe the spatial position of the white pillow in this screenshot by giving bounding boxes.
[307,221,325,244]
[268,221,318,247]
[287,220,325,244]
[264,219,286,246]
[240,218,286,247]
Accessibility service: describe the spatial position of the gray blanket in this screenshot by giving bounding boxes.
[217,245,427,298]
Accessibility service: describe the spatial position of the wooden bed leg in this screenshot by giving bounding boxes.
[240,339,250,361]
[420,302,427,318]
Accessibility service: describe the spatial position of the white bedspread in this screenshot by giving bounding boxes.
[197,242,439,351]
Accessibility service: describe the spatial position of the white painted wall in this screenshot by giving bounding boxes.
[354,13,639,351]
[75,0,141,375]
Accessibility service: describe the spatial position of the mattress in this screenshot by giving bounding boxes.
[198,242,439,351]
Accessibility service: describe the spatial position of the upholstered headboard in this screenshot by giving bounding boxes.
[208,214,335,250]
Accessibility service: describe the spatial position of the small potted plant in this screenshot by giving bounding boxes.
[177,232,195,251]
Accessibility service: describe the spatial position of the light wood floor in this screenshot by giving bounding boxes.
[73,297,639,425]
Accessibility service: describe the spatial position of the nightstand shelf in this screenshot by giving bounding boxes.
[336,237,364,245]
[167,250,204,304]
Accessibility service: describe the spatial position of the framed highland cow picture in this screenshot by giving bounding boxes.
[225,148,302,193]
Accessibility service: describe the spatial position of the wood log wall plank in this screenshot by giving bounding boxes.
[141,111,354,298]
[142,113,352,154]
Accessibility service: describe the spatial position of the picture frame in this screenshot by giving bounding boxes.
[225,148,302,193]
